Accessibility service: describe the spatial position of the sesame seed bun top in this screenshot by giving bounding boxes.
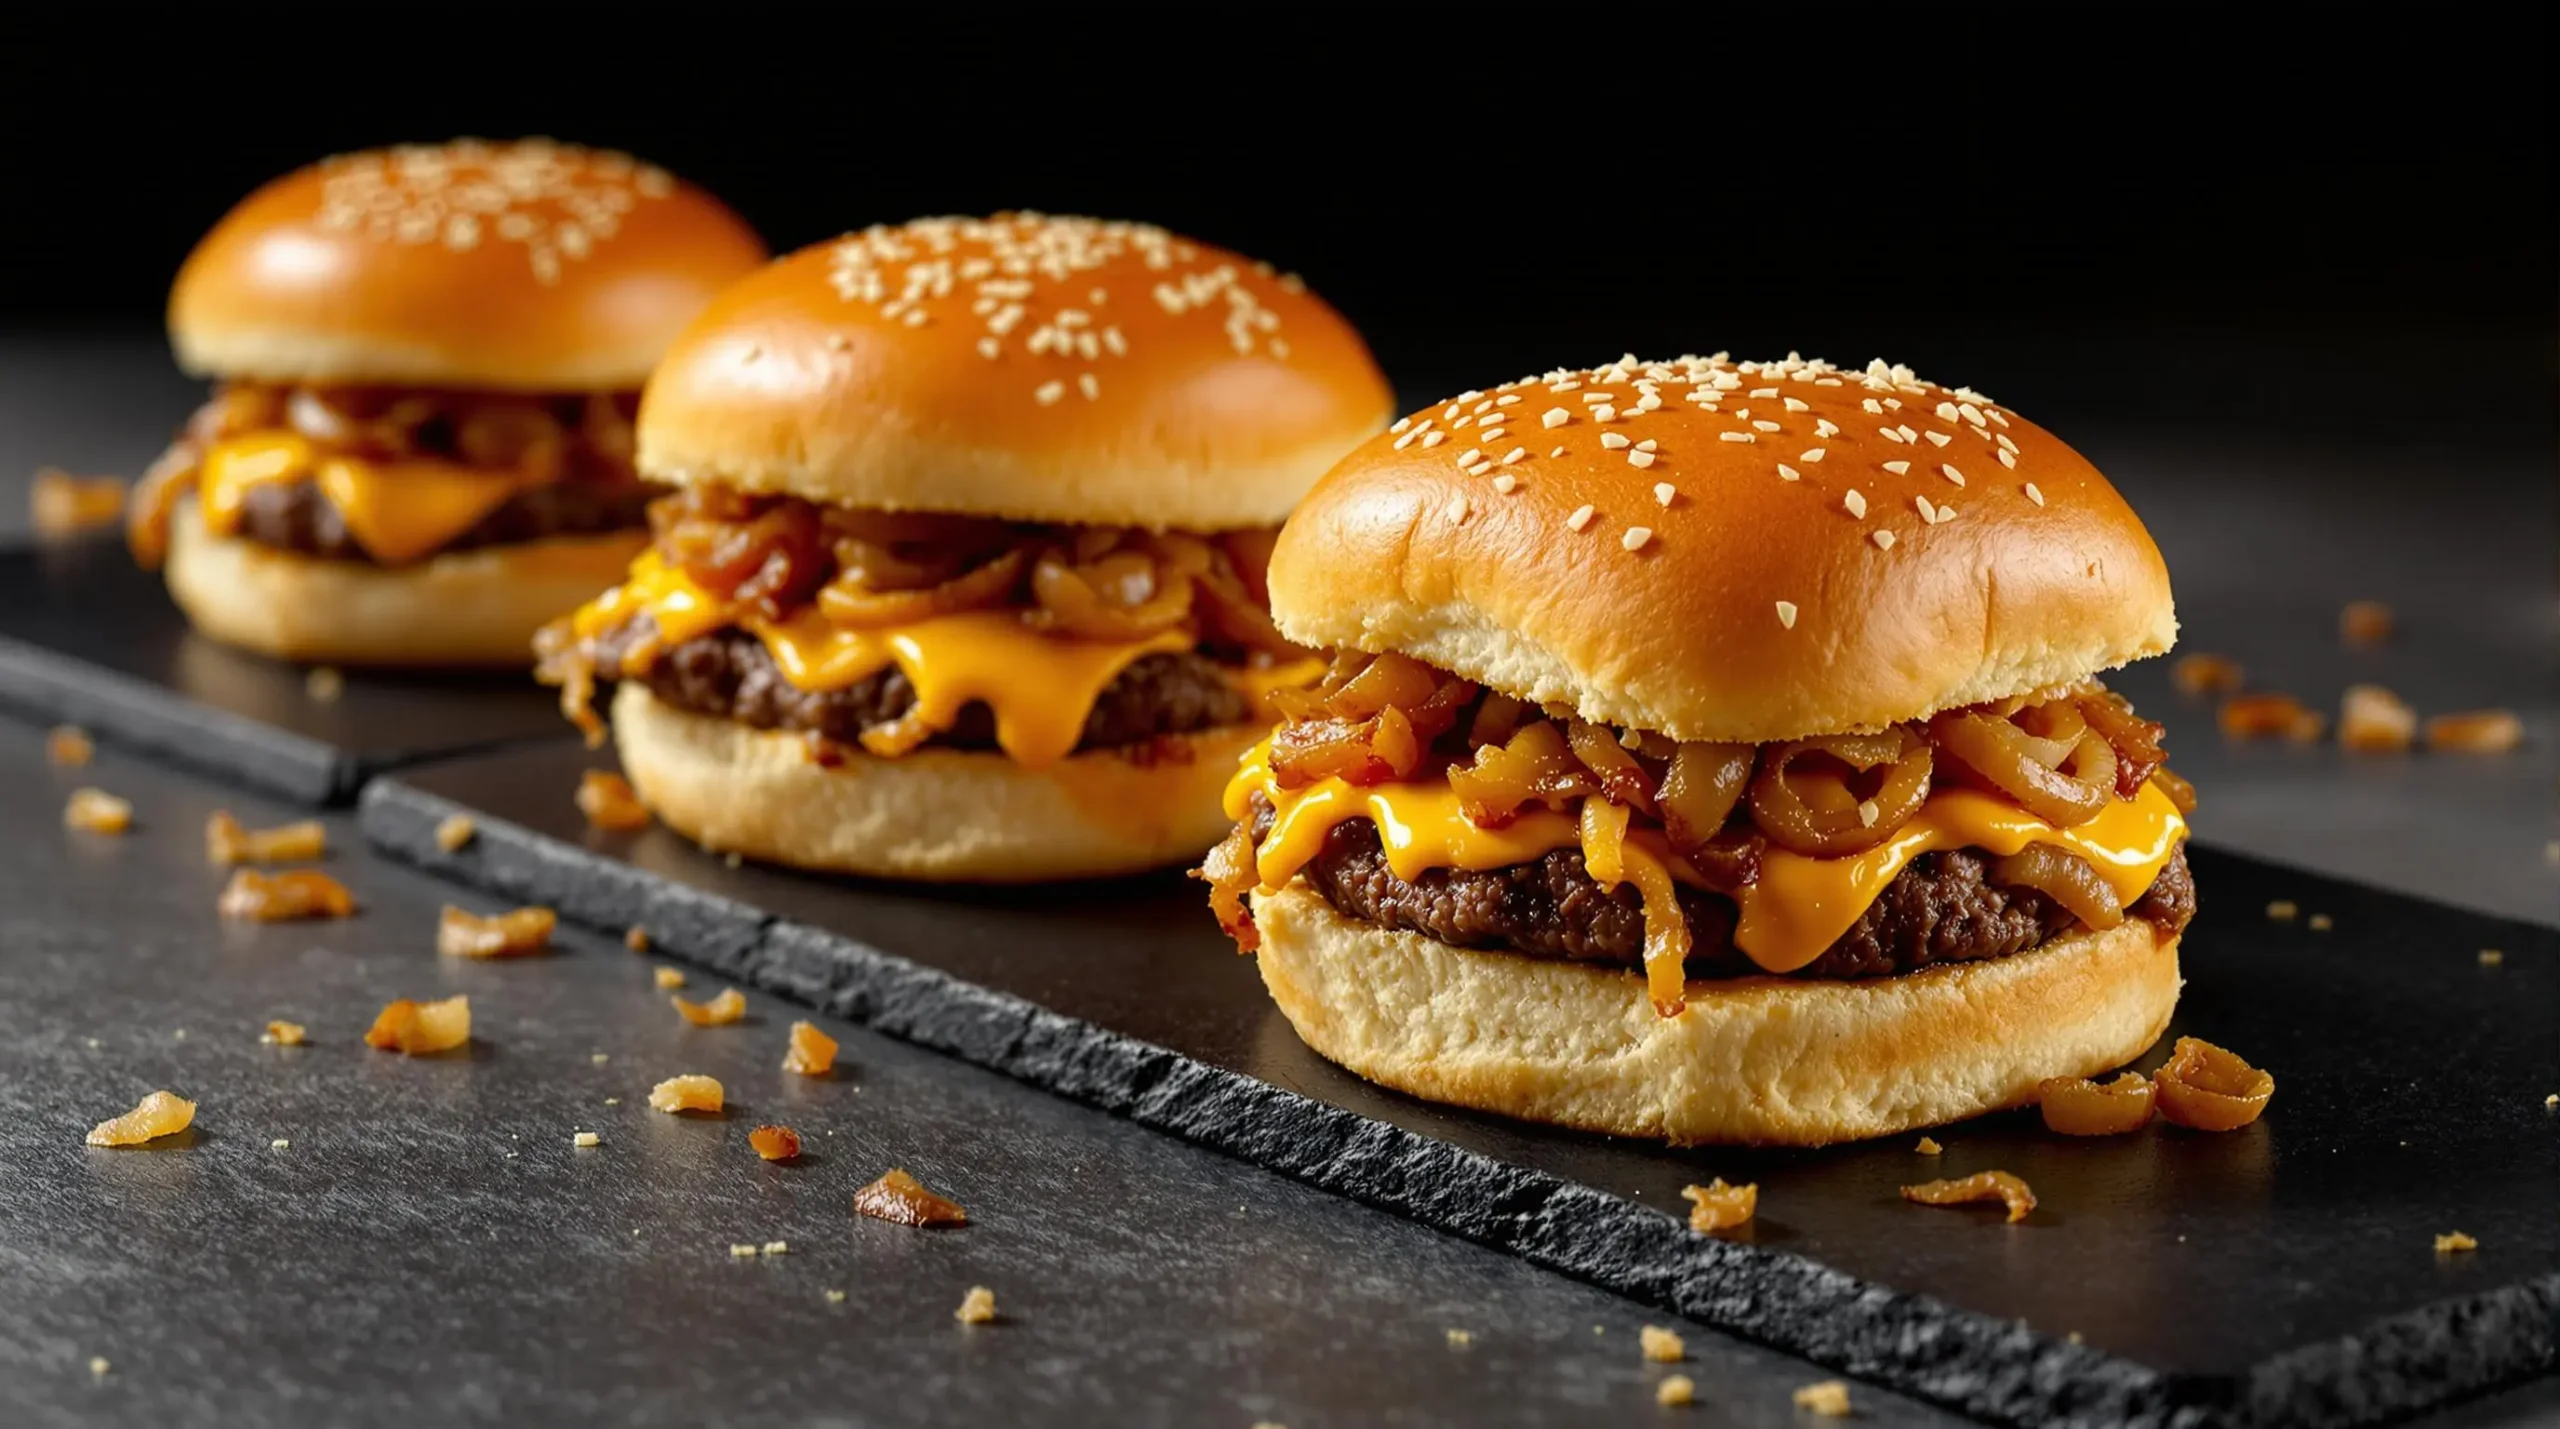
[169,139,768,392]
[633,215,1394,532]
[1267,353,2178,742]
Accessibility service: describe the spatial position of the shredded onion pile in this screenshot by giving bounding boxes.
[128,381,641,568]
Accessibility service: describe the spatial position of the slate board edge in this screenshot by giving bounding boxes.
[356,777,2555,1429]
[0,632,347,805]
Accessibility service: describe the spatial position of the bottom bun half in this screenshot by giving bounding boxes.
[166,503,645,667]
[1251,883,2182,1146]
[612,682,1253,882]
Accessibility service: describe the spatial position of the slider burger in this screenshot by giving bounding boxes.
[539,215,1391,880]
[1203,353,2198,1144]
[128,139,766,665]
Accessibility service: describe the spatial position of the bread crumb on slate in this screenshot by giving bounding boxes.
[2434,1231,2478,1253]
[574,1131,601,1149]
[1445,1329,1473,1349]
[64,787,133,834]
[438,905,556,958]
[1657,1374,1696,1407]
[1914,1136,1944,1155]
[750,1125,803,1161]
[577,770,651,830]
[824,1289,847,1303]
[2340,600,2393,646]
[624,926,651,952]
[305,666,345,701]
[784,1020,839,1076]
[87,1089,195,1146]
[219,869,356,921]
[729,1243,758,1258]
[1793,1380,1852,1417]
[648,1075,724,1114]
[2545,1094,2558,1110]
[2308,913,2333,931]
[270,1139,289,1150]
[29,468,125,536]
[2425,709,2523,754]
[855,1168,970,1227]
[205,811,327,865]
[2478,949,2504,967]
[47,725,93,766]
[261,1020,308,1047]
[591,1053,610,1065]
[954,1286,997,1324]
[89,1355,111,1378]
[1680,1178,1757,1232]
[654,967,688,990]
[2265,900,2298,922]
[672,987,746,1026]
[1640,1325,1686,1362]
[762,1240,789,1256]
[434,815,477,852]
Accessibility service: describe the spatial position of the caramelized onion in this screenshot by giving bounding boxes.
[1931,710,2109,827]
[1656,742,1754,857]
[2152,1037,2273,1131]
[1750,732,1932,857]
[1026,544,1195,640]
[2038,1071,2156,1135]
[1449,720,1599,826]
[2149,766,2198,815]
[2077,689,2169,796]
[1901,1170,2037,1223]
[1467,692,1527,748]
[1566,721,1656,812]
[1989,844,2125,930]
[1196,821,1263,952]
[816,548,1025,627]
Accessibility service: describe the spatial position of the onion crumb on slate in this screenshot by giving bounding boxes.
[855,1168,970,1227]
[205,811,326,865]
[439,905,556,959]
[64,788,133,834]
[434,815,478,852]
[47,725,93,766]
[574,1131,601,1148]
[1793,1380,1853,1417]
[2434,1231,2478,1254]
[576,770,651,830]
[1914,1136,1944,1155]
[1444,1329,1473,1349]
[673,988,745,1026]
[648,1075,724,1114]
[954,1286,997,1324]
[87,1089,195,1146]
[784,1020,839,1076]
[1657,1375,1696,1407]
[1680,1178,1757,1232]
[655,967,687,990]
[1640,1326,1686,1362]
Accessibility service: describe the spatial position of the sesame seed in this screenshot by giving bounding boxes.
[1594,405,1619,422]
[1654,482,1676,506]
[1916,494,1938,522]
[1749,387,1777,399]
[1997,448,2018,469]
[1996,433,2019,453]
[1863,398,1884,415]
[1783,397,1809,412]
[1635,438,1657,452]
[2024,482,2046,506]
[1502,447,1526,464]
[1960,403,1987,426]
[1622,526,1654,551]
[1872,529,1897,549]
[1719,432,1755,444]
[1816,418,1840,437]
[1627,450,1657,468]
[1481,427,1507,441]
[1459,448,1483,466]
[1751,420,1780,432]
[1393,430,1418,450]
[1496,394,1521,406]
[1925,431,1953,447]
[1775,601,1799,629]
[1566,504,1596,532]
[1936,402,1960,422]
[1422,432,1446,448]
[1940,464,1965,486]
[1446,493,1471,524]
[1452,415,1473,429]
[1078,373,1100,401]
[1391,417,1412,434]
[1542,407,1572,429]
[1897,425,1919,443]
[1883,460,1911,475]
[1492,473,1519,494]
[1473,399,1495,415]
[1034,381,1065,406]
[825,333,852,353]
[1601,432,1631,450]
[1777,463,1801,482]
[1550,445,1566,457]
[1844,489,1867,517]
[1581,392,1613,404]
[1879,428,1906,443]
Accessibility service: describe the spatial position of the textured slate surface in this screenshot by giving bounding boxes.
[0,721,1983,1429]
[0,536,574,805]
[363,741,2560,1427]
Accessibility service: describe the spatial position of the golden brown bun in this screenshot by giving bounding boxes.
[635,215,1393,531]
[611,684,1253,881]
[1269,355,2177,741]
[170,139,766,391]
[165,503,644,667]
[1253,882,2180,1146]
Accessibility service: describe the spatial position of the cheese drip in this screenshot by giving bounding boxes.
[197,432,543,565]
[572,554,1204,770]
[1225,744,2186,998]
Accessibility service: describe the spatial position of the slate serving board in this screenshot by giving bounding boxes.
[0,537,578,804]
[362,740,2559,1429]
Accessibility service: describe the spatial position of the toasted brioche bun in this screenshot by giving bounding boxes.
[171,139,765,391]
[611,683,1253,881]
[1252,883,2180,1146]
[1270,355,2177,742]
[634,215,1392,531]
[165,503,644,667]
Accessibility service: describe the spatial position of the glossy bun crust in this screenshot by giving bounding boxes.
[1269,355,2177,741]
[171,139,766,391]
[1252,883,2181,1146]
[635,215,1393,531]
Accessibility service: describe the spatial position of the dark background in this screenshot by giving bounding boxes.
[1,13,2549,429]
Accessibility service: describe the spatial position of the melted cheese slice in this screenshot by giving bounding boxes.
[198,431,539,565]
[1226,745,2186,976]
[574,554,1198,770]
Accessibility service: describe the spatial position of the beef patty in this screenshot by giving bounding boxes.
[232,478,654,563]
[623,624,1253,755]
[1255,800,2195,980]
